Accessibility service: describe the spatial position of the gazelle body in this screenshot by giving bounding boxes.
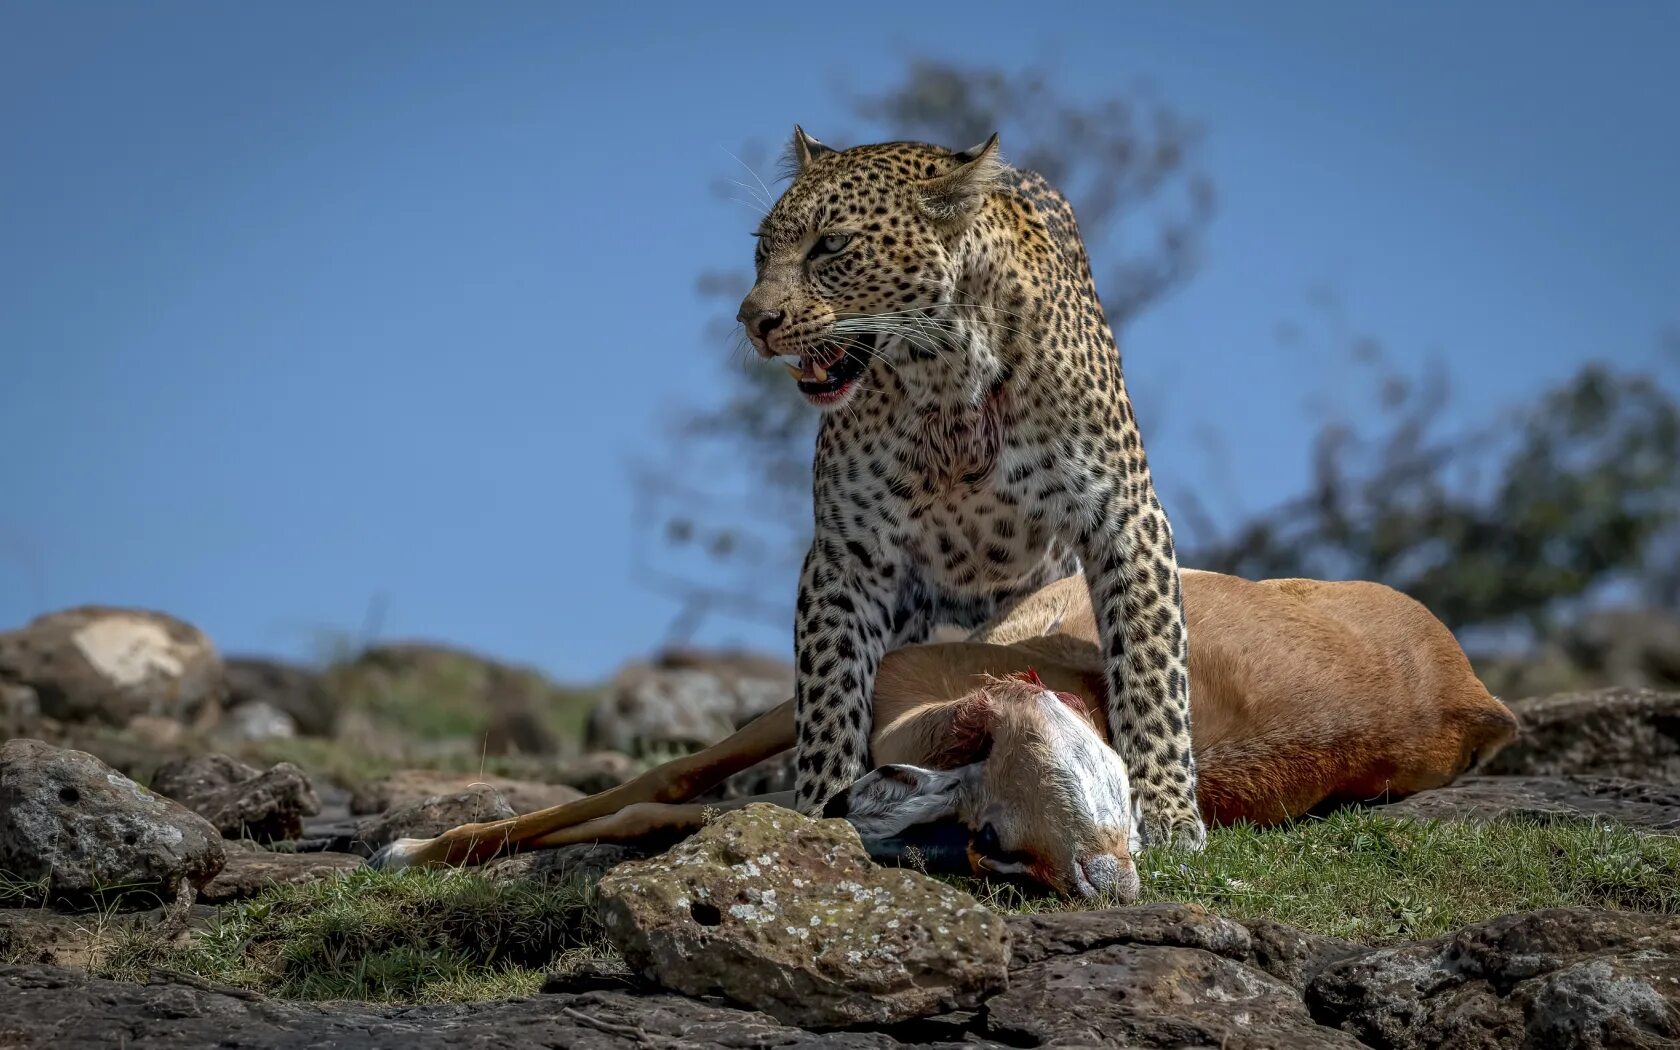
[369,570,1517,900]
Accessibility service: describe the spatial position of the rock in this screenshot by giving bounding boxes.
[1382,775,1680,832]
[212,700,297,743]
[588,650,790,756]
[0,967,972,1048]
[1005,903,1252,968]
[555,750,638,794]
[1,680,40,738]
[0,739,224,903]
[988,942,1362,1048]
[597,803,1008,1027]
[349,770,582,816]
[199,850,362,904]
[1485,688,1680,784]
[1239,916,1362,989]
[350,786,517,856]
[223,656,337,736]
[0,606,223,727]
[487,842,647,887]
[150,754,321,843]
[1309,908,1680,1049]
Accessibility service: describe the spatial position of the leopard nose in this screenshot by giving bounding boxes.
[738,307,785,341]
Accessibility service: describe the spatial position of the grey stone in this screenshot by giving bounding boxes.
[349,770,581,816]
[596,803,1008,1027]
[1486,688,1680,783]
[0,738,224,904]
[1383,775,1680,832]
[349,786,517,856]
[1309,907,1680,1048]
[151,754,320,843]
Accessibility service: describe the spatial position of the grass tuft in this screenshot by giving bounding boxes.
[960,809,1680,942]
[99,867,609,1003]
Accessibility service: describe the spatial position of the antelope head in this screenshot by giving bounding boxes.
[824,673,1143,900]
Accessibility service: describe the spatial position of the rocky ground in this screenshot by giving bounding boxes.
[2,604,1679,1048]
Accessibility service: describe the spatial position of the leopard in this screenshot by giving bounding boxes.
[735,127,1206,849]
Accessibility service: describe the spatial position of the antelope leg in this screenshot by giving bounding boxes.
[366,699,797,870]
[522,791,798,850]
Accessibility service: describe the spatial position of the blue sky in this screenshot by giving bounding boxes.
[2,1,1676,682]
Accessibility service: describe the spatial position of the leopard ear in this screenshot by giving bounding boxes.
[918,134,1002,222]
[791,125,835,169]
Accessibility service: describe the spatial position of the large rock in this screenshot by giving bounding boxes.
[0,606,223,726]
[0,739,224,902]
[349,786,517,856]
[596,803,1008,1027]
[0,967,982,1048]
[1383,775,1680,832]
[1486,688,1680,783]
[1004,902,1252,969]
[988,941,1362,1048]
[150,754,320,843]
[588,649,791,756]
[223,656,337,737]
[349,770,581,816]
[1309,908,1680,1048]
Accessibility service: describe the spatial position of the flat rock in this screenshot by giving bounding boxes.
[1005,902,1252,968]
[349,770,581,816]
[1309,907,1680,1048]
[151,754,320,843]
[987,941,1363,1048]
[198,849,362,904]
[1383,775,1680,832]
[487,842,647,887]
[0,739,224,904]
[0,966,995,1048]
[349,785,517,856]
[1487,688,1680,783]
[0,606,223,726]
[597,803,1008,1027]
[1239,915,1363,989]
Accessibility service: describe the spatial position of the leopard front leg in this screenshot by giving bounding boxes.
[1078,491,1207,850]
[790,536,898,815]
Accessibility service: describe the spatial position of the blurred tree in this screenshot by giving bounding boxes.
[1178,329,1680,639]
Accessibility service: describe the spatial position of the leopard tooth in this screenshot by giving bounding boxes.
[785,364,803,380]
[811,361,828,382]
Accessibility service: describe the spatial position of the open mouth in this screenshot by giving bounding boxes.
[769,334,875,405]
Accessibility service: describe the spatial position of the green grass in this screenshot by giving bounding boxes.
[99,867,609,1003]
[961,809,1680,942]
[91,811,1680,1004]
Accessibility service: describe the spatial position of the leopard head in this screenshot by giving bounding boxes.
[737,128,1002,410]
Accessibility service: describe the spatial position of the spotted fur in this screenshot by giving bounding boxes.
[737,129,1205,847]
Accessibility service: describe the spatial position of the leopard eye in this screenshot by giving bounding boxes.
[808,232,853,258]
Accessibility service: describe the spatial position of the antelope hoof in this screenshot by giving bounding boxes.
[365,837,430,871]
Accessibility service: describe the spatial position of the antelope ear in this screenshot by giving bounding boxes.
[791,125,835,169]
[918,134,1002,221]
[823,763,978,840]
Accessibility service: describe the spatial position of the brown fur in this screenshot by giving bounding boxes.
[375,569,1516,873]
